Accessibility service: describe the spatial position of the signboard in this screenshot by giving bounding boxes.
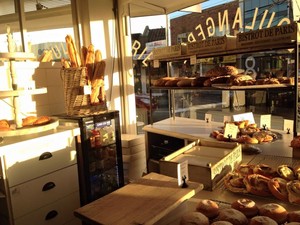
[237,23,299,49]
[187,36,236,55]
[152,44,187,60]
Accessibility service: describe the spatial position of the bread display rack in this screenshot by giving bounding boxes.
[148,22,300,136]
[0,27,58,136]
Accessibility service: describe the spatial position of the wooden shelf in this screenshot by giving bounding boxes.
[0,52,35,60]
[0,88,47,98]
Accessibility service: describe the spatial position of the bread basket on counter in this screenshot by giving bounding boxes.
[61,67,107,115]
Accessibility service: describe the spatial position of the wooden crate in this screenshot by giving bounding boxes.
[186,35,236,55]
[152,44,187,60]
[159,139,242,190]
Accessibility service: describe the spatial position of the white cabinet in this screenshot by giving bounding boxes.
[0,127,81,225]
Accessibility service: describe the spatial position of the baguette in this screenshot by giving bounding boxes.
[61,58,70,68]
[81,46,88,67]
[65,35,81,67]
[85,44,95,83]
[94,49,102,63]
[91,61,106,104]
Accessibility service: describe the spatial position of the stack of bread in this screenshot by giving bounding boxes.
[152,65,293,88]
[224,163,300,205]
[180,198,300,225]
[62,35,106,105]
[210,120,277,144]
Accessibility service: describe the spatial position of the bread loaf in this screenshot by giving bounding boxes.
[85,44,95,83]
[65,35,81,67]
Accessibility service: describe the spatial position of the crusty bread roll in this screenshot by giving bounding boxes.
[231,198,258,217]
[258,203,288,224]
[33,116,51,125]
[217,208,248,225]
[180,211,209,225]
[196,199,219,219]
[211,221,233,225]
[65,35,81,67]
[0,119,10,128]
[22,116,38,126]
[249,216,277,225]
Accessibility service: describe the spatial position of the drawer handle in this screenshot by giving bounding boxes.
[45,210,58,220]
[39,152,53,160]
[42,182,56,191]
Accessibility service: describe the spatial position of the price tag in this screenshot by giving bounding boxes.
[153,60,159,68]
[284,119,294,134]
[177,160,189,187]
[224,123,239,139]
[223,115,232,123]
[205,113,212,123]
[233,112,255,124]
[260,114,271,129]
[190,55,197,65]
[83,85,92,95]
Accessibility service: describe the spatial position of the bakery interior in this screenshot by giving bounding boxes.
[0,0,300,225]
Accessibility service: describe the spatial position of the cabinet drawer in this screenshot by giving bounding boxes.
[10,165,79,219]
[4,132,77,187]
[14,191,80,225]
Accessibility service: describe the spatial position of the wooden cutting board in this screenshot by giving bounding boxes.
[74,172,203,225]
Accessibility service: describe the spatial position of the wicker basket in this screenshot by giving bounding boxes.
[61,67,107,115]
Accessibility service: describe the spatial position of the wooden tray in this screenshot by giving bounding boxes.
[74,172,203,225]
[0,117,59,137]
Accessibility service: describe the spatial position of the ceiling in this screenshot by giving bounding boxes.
[127,0,208,17]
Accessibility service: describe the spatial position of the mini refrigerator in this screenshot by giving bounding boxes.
[58,110,124,205]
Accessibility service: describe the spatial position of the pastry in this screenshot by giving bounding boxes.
[224,66,239,76]
[231,198,258,217]
[217,208,248,225]
[203,75,230,87]
[22,116,38,126]
[252,131,273,143]
[196,199,219,219]
[294,165,300,179]
[237,135,259,144]
[180,211,209,225]
[277,165,296,181]
[258,203,288,224]
[286,180,300,204]
[249,216,277,225]
[33,116,51,125]
[235,164,254,176]
[253,164,276,178]
[267,177,289,201]
[0,119,10,128]
[243,174,272,197]
[224,172,248,194]
[288,211,300,222]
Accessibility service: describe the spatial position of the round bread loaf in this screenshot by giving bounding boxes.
[217,208,248,225]
[196,199,219,219]
[0,119,9,128]
[180,211,209,225]
[22,116,38,126]
[258,203,287,224]
[249,216,277,225]
[231,198,258,217]
[211,221,233,225]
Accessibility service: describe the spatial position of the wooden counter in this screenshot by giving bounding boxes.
[143,117,294,158]
[74,172,203,225]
